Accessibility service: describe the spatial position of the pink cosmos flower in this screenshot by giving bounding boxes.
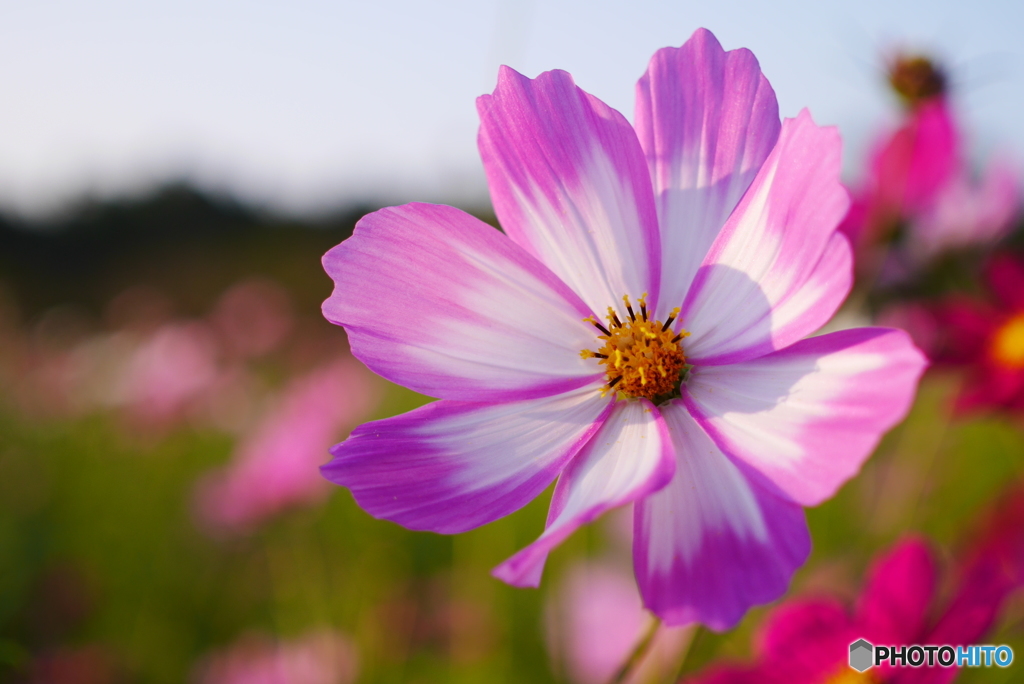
[685,517,1024,684]
[841,57,1019,278]
[911,158,1019,259]
[195,630,358,684]
[320,28,926,629]
[209,279,294,360]
[115,321,220,425]
[546,561,693,684]
[926,253,1024,414]
[195,358,380,533]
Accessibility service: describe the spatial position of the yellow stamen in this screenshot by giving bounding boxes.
[580,295,689,403]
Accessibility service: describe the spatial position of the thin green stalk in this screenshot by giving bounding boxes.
[607,617,660,684]
[667,625,702,683]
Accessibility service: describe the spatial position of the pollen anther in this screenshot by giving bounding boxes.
[581,296,690,403]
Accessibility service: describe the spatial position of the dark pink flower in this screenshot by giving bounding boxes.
[320,28,925,629]
[685,530,1023,684]
[929,253,1024,414]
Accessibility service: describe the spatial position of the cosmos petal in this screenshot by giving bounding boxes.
[680,110,852,365]
[855,537,937,645]
[871,98,960,219]
[633,403,809,631]
[322,202,602,402]
[493,399,674,587]
[320,386,612,534]
[478,66,661,317]
[685,328,927,507]
[635,28,781,315]
[752,599,856,683]
[762,231,853,350]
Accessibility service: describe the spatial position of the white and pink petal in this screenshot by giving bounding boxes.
[633,403,809,631]
[685,328,927,507]
[322,202,601,402]
[478,66,662,317]
[680,110,852,365]
[493,399,674,587]
[635,27,781,315]
[321,386,612,535]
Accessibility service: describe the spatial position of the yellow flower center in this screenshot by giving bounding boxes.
[991,313,1024,370]
[580,294,690,404]
[824,667,878,684]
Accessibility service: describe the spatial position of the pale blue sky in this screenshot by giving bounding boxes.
[0,0,1020,215]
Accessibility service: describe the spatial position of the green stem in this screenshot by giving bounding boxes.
[607,617,660,684]
[668,625,702,683]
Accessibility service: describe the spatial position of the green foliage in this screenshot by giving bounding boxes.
[3,188,1024,683]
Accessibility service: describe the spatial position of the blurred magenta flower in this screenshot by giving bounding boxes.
[927,253,1024,413]
[195,630,358,684]
[195,358,379,533]
[320,28,926,629]
[842,57,1019,277]
[685,534,1021,684]
[546,561,692,684]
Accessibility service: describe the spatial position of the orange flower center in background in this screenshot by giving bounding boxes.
[888,54,946,107]
[580,294,689,404]
[824,667,879,684]
[990,314,1024,370]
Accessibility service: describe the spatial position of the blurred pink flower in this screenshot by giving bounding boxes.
[195,358,380,533]
[850,99,960,236]
[115,321,220,424]
[875,303,940,361]
[546,562,692,684]
[210,279,294,360]
[911,159,1019,258]
[5,306,103,420]
[927,253,1024,414]
[956,481,1024,606]
[842,59,1019,277]
[684,533,1023,684]
[196,630,357,684]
